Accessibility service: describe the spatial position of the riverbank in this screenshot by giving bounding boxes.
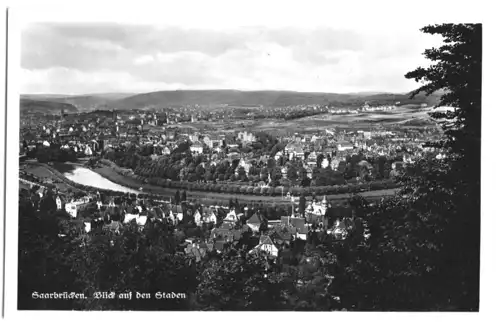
[22,162,87,193]
[93,164,398,205]
[22,159,399,206]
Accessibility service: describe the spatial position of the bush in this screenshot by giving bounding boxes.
[386,180,398,189]
[337,185,349,194]
[253,187,261,195]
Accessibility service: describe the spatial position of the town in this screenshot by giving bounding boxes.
[19,99,445,264]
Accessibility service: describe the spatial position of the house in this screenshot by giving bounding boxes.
[250,235,279,257]
[337,141,354,152]
[64,197,92,218]
[246,211,265,232]
[84,145,93,156]
[307,151,318,167]
[224,208,242,222]
[123,213,148,227]
[190,141,203,154]
[267,219,281,228]
[319,157,329,168]
[194,209,202,226]
[202,207,218,223]
[64,202,79,218]
[171,205,184,220]
[285,142,305,159]
[55,195,65,210]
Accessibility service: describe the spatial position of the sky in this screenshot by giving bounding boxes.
[20,22,442,95]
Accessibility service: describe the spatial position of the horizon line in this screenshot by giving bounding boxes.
[20,88,414,97]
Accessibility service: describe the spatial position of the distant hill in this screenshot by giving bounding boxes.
[20,99,79,116]
[19,90,444,113]
[105,90,443,109]
[20,93,135,110]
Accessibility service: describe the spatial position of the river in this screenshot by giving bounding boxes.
[55,163,141,194]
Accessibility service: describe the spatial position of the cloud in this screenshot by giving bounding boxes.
[20,23,440,94]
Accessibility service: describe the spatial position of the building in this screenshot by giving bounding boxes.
[238,131,256,143]
[194,210,202,226]
[249,235,279,257]
[84,145,93,156]
[321,158,330,169]
[223,208,241,222]
[246,211,265,232]
[55,195,65,210]
[64,196,92,218]
[307,151,318,167]
[123,213,148,227]
[337,141,354,152]
[190,141,203,154]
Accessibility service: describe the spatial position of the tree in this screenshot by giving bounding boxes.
[405,24,481,201]
[316,154,324,168]
[195,164,205,180]
[333,24,482,311]
[18,201,83,310]
[299,193,306,217]
[205,171,213,182]
[181,190,187,203]
[401,24,480,310]
[175,190,181,205]
[267,158,276,169]
[237,166,246,179]
[194,247,292,310]
[287,165,298,183]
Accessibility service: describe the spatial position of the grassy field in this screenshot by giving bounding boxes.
[169,107,435,134]
[23,164,82,193]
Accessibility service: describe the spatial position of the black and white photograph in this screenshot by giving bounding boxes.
[3,1,493,319]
